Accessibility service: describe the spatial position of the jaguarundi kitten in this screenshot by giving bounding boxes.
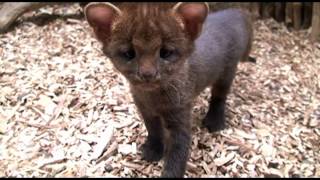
[84,2,254,177]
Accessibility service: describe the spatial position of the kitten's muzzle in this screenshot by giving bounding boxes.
[138,69,160,83]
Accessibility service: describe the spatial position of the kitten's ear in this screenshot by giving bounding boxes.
[84,2,122,42]
[173,2,209,40]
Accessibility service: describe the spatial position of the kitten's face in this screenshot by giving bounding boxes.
[103,6,193,89]
[85,3,208,90]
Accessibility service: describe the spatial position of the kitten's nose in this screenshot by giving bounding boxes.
[138,69,157,82]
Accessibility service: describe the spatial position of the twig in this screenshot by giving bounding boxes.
[201,161,211,174]
[46,94,66,126]
[121,161,143,170]
[16,119,58,129]
[96,141,118,164]
[187,161,198,173]
[221,134,258,154]
[38,157,68,169]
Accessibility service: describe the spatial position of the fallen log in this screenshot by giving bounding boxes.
[0,2,54,33]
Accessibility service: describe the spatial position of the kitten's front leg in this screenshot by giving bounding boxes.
[141,115,164,162]
[134,98,165,162]
[161,106,192,178]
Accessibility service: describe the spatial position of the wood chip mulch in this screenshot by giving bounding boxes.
[0,4,319,178]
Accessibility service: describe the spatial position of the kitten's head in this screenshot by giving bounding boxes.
[85,2,209,90]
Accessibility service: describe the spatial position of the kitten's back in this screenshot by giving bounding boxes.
[198,8,252,61]
[189,9,253,95]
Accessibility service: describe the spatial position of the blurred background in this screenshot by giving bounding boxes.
[0,2,319,41]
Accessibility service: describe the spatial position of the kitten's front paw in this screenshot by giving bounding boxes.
[141,140,164,162]
[161,169,184,178]
[202,114,226,133]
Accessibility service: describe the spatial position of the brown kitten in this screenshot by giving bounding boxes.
[84,2,254,177]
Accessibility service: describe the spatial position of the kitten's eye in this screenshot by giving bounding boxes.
[120,48,136,60]
[160,48,174,59]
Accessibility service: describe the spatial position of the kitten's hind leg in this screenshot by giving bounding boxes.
[202,70,236,133]
[202,92,227,132]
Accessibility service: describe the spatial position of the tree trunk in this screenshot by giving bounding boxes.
[250,2,260,20]
[0,2,54,33]
[275,2,285,22]
[285,3,293,27]
[302,2,313,29]
[311,2,320,41]
[261,2,275,19]
[293,2,302,30]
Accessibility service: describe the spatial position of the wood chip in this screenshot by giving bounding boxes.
[214,152,236,167]
[38,157,68,169]
[0,112,8,134]
[260,143,275,157]
[118,143,137,155]
[1,4,319,178]
[201,161,211,174]
[91,124,114,161]
[96,141,118,164]
[46,95,67,125]
[187,161,198,171]
[121,161,142,170]
[234,129,257,140]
